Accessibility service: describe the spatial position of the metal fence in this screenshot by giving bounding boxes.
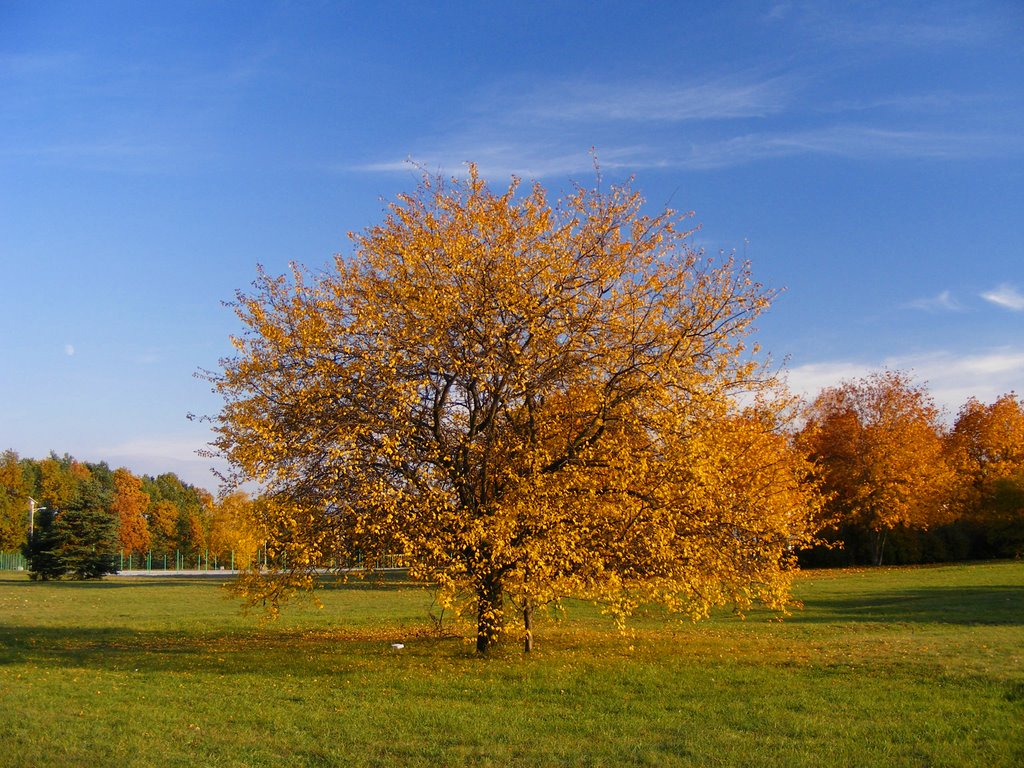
[0,550,237,573]
[0,552,26,571]
[115,550,236,572]
[1,550,410,572]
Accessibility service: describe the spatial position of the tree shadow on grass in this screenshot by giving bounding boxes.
[797,586,1024,626]
[0,575,236,589]
[0,622,451,676]
[0,570,420,591]
[318,572,423,591]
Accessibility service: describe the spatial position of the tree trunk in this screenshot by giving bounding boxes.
[873,529,888,566]
[475,576,504,654]
[523,602,534,654]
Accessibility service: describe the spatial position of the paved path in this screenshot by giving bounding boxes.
[114,567,406,577]
[115,569,241,577]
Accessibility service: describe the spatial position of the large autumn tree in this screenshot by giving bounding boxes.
[211,167,821,652]
[797,370,952,565]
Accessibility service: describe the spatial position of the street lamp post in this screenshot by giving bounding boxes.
[28,497,46,538]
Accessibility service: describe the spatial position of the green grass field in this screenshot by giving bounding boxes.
[0,562,1021,767]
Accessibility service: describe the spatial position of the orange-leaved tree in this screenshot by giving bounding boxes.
[0,450,28,550]
[944,393,1024,556]
[111,467,151,557]
[210,167,822,652]
[797,370,952,565]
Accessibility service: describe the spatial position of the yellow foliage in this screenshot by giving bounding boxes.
[147,499,179,550]
[211,167,822,651]
[208,491,264,568]
[39,457,90,510]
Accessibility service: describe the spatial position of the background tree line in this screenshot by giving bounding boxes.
[797,372,1024,567]
[0,452,262,579]
[2,375,1020,580]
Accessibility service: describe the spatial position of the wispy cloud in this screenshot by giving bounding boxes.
[785,347,1024,418]
[512,77,793,123]
[356,144,651,180]
[353,9,1021,181]
[357,122,1020,179]
[356,74,801,178]
[906,290,962,312]
[819,17,997,48]
[100,436,208,462]
[769,3,1005,49]
[820,91,1002,116]
[99,436,226,491]
[1,42,275,174]
[981,283,1024,311]
[681,125,1020,168]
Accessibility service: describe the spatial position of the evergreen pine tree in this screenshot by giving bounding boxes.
[23,478,118,580]
[54,478,118,579]
[22,506,64,580]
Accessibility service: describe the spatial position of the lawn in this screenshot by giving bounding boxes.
[0,562,1021,767]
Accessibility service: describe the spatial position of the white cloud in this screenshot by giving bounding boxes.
[357,123,1020,179]
[775,3,1003,49]
[981,283,1024,311]
[101,436,206,460]
[514,77,793,123]
[821,91,994,116]
[355,74,792,178]
[64,343,75,356]
[821,18,995,47]
[680,126,1019,169]
[785,347,1024,419]
[349,28,1024,183]
[356,144,652,181]
[765,3,793,22]
[99,436,227,492]
[906,290,962,312]
[784,360,875,398]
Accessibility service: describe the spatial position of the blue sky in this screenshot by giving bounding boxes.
[2,1,1022,490]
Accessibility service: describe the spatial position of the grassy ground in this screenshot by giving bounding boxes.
[0,562,1021,767]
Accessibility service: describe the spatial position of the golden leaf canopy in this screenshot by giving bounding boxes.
[213,166,821,651]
